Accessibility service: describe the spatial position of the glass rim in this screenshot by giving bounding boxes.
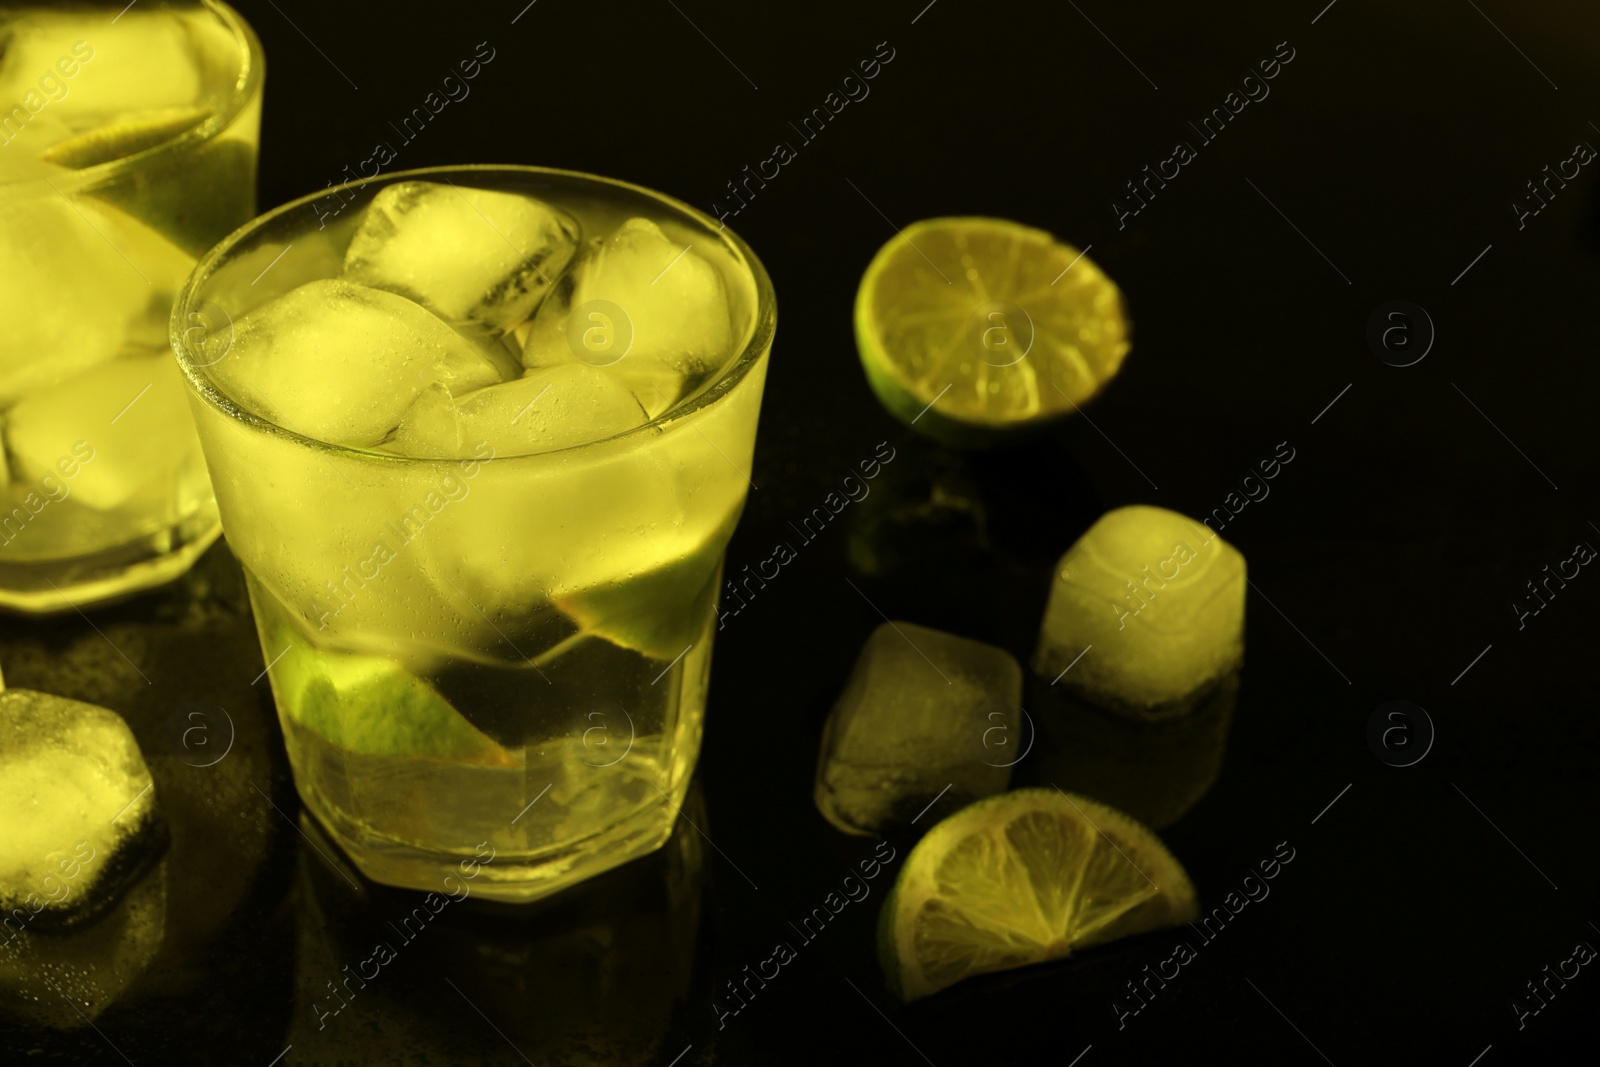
[0,0,265,191]
[171,163,778,463]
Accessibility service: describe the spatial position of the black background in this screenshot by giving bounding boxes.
[4,1,1599,1064]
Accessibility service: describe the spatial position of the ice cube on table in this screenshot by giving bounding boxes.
[343,181,580,334]
[530,217,733,417]
[0,688,160,925]
[210,278,503,448]
[5,351,199,512]
[0,10,202,124]
[814,621,1021,836]
[1032,505,1246,715]
[385,364,647,459]
[0,193,192,404]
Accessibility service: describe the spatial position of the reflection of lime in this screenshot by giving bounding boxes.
[554,550,722,663]
[855,218,1130,447]
[40,107,212,169]
[878,788,1195,1001]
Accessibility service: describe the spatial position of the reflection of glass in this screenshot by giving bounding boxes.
[291,786,709,1065]
[1023,672,1237,829]
[173,166,774,902]
[0,1,263,613]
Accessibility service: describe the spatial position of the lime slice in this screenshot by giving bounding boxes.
[40,107,213,169]
[855,217,1130,446]
[254,597,512,764]
[553,549,722,663]
[879,788,1196,1000]
[290,655,513,763]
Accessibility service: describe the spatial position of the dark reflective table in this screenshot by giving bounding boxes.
[4,1,1597,1063]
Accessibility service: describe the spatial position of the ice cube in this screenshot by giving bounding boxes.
[0,11,202,123]
[0,193,192,404]
[5,351,199,512]
[343,181,580,334]
[388,363,647,459]
[459,364,647,455]
[544,217,733,416]
[1032,505,1246,714]
[210,278,503,447]
[385,380,462,457]
[814,621,1020,836]
[517,260,582,371]
[0,689,162,926]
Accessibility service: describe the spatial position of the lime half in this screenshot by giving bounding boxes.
[856,218,1129,446]
[879,788,1196,1000]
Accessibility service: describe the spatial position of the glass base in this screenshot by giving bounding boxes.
[300,777,685,903]
[0,507,222,614]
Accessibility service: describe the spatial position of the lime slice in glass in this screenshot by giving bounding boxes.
[258,603,512,763]
[879,788,1196,1000]
[554,550,722,664]
[289,655,513,763]
[39,106,213,169]
[855,217,1129,447]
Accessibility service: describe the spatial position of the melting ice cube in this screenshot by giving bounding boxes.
[528,217,733,417]
[1032,505,1246,714]
[209,278,502,448]
[0,688,161,925]
[5,352,200,512]
[0,194,191,404]
[458,364,647,455]
[343,181,580,334]
[0,10,203,123]
[814,621,1020,836]
[385,364,647,459]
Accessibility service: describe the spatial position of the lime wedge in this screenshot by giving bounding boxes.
[40,107,213,169]
[255,599,512,763]
[879,788,1196,1000]
[554,549,722,663]
[289,654,513,763]
[855,217,1129,446]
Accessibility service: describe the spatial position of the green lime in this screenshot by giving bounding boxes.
[40,107,213,169]
[554,549,722,664]
[855,217,1130,447]
[256,601,512,764]
[878,788,1196,1001]
[289,655,513,763]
